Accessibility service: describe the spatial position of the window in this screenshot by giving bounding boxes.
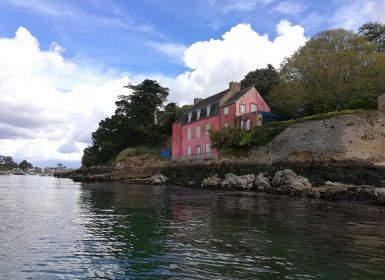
[188,112,192,122]
[195,126,200,138]
[187,128,191,139]
[250,103,258,112]
[224,123,229,128]
[205,143,211,153]
[224,106,229,115]
[207,106,211,117]
[246,119,251,130]
[197,109,201,119]
[240,120,244,129]
[205,123,211,135]
[187,146,192,155]
[196,145,201,154]
[240,104,246,114]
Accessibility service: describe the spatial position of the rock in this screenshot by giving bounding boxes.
[272,169,320,198]
[188,181,196,187]
[221,173,255,190]
[318,181,377,201]
[374,188,385,204]
[149,174,169,185]
[254,173,270,192]
[201,174,222,188]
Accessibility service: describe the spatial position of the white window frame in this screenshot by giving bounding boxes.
[188,112,192,122]
[205,123,211,135]
[187,146,192,155]
[187,128,191,139]
[240,120,244,129]
[197,109,201,119]
[195,126,200,138]
[250,103,258,113]
[207,106,211,117]
[224,106,229,115]
[205,143,211,153]
[246,119,251,130]
[240,104,246,114]
[224,123,229,128]
[196,145,201,154]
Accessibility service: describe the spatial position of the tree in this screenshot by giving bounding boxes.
[19,160,32,172]
[0,155,18,170]
[270,29,385,116]
[117,79,169,125]
[240,64,279,99]
[81,79,176,167]
[359,22,385,54]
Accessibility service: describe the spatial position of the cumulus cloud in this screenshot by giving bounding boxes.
[0,27,130,166]
[275,1,307,15]
[331,0,385,30]
[0,21,307,166]
[167,20,307,104]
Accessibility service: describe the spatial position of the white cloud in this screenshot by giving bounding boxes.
[275,1,306,15]
[0,27,130,166]
[331,0,385,30]
[0,21,307,166]
[148,41,187,62]
[166,20,307,104]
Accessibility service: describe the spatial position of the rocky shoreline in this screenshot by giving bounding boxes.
[56,162,385,206]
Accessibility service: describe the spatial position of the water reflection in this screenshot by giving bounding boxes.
[1,176,385,279]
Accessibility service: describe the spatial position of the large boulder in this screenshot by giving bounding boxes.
[148,174,169,185]
[374,188,385,204]
[221,173,255,190]
[272,169,319,198]
[201,174,222,188]
[254,173,271,192]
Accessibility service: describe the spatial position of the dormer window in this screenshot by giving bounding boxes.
[197,109,201,119]
[207,106,210,117]
[188,112,192,122]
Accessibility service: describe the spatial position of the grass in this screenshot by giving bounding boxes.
[115,146,160,163]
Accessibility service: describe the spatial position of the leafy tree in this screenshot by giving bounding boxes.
[0,155,18,170]
[117,79,169,125]
[81,80,183,167]
[270,29,385,116]
[359,22,385,54]
[240,64,279,99]
[19,160,32,172]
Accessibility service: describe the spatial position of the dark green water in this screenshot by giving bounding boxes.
[1,176,385,279]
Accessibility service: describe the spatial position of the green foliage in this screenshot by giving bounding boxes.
[210,127,251,156]
[115,146,160,162]
[0,155,18,170]
[270,29,385,116]
[240,64,279,99]
[18,160,33,172]
[359,22,385,54]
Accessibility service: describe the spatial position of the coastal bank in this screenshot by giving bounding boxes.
[57,110,385,206]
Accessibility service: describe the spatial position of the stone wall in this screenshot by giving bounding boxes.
[249,111,385,166]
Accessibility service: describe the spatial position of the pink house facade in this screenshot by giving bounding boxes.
[171,82,271,160]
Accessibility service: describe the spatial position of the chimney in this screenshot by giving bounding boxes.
[194,98,203,105]
[229,81,241,93]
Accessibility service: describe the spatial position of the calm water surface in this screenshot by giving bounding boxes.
[1,175,385,279]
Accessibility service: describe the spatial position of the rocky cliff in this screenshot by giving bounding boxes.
[249,111,385,166]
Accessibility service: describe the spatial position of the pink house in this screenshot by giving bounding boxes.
[171,82,271,160]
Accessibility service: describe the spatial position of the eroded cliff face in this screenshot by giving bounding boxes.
[249,111,385,166]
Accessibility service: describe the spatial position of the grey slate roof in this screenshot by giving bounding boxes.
[176,86,254,124]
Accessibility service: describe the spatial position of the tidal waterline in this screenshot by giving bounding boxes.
[1,175,385,279]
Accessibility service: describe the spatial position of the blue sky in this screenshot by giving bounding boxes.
[0,0,384,167]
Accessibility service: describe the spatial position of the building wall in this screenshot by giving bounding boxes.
[235,88,271,115]
[172,115,219,158]
[218,103,236,128]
